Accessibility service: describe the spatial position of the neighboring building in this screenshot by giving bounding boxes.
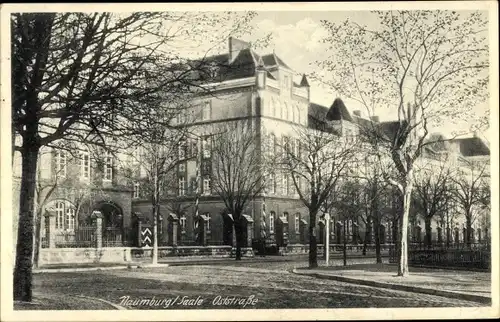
[12,143,134,247]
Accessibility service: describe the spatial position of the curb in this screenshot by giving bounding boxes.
[75,295,128,310]
[292,269,491,305]
[34,263,169,273]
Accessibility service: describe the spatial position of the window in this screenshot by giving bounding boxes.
[55,201,65,230]
[133,183,140,199]
[180,215,187,232]
[202,160,211,175]
[178,177,186,196]
[202,137,211,158]
[269,133,276,156]
[203,177,211,195]
[80,149,91,180]
[295,213,300,233]
[55,150,67,178]
[282,173,287,195]
[65,207,75,231]
[270,173,277,194]
[205,213,211,231]
[202,101,211,121]
[295,105,301,124]
[178,142,186,160]
[282,75,290,90]
[297,176,303,193]
[269,211,275,233]
[179,162,185,173]
[54,201,75,231]
[270,98,276,117]
[103,152,113,181]
[282,102,288,121]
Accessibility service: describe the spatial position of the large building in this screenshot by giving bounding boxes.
[12,37,490,250]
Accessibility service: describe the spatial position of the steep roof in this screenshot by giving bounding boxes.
[191,48,256,82]
[299,74,310,87]
[326,98,353,122]
[454,137,490,157]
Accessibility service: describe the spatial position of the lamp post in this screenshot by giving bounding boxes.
[325,213,330,266]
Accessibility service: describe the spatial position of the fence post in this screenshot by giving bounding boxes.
[44,211,56,248]
[92,211,103,249]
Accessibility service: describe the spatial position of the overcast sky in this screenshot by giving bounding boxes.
[241,11,491,141]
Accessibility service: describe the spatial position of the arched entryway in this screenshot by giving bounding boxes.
[93,201,124,246]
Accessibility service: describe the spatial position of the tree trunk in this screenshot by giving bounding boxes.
[398,183,412,277]
[308,211,318,268]
[374,216,382,264]
[362,233,368,256]
[14,145,40,302]
[465,214,472,248]
[424,217,432,248]
[363,218,371,256]
[32,210,43,269]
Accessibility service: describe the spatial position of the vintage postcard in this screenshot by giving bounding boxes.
[1,1,498,321]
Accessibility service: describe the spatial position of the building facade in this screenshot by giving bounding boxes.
[12,37,490,250]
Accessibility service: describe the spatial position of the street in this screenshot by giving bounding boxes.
[31,260,484,309]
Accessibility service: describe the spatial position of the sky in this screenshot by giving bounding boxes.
[239,11,492,141]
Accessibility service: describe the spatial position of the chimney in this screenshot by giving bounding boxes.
[228,37,251,64]
[353,110,361,117]
[370,115,380,123]
[406,102,412,122]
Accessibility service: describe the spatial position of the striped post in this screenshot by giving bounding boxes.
[193,137,202,243]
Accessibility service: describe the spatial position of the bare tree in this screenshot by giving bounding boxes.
[11,11,258,301]
[316,10,489,276]
[211,121,265,260]
[413,155,455,247]
[450,159,489,247]
[119,106,192,264]
[275,125,358,268]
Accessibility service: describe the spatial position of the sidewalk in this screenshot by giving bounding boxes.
[36,253,388,270]
[14,293,125,310]
[293,263,491,304]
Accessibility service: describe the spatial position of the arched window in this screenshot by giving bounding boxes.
[269,133,276,156]
[50,200,76,231]
[270,98,276,117]
[204,212,211,231]
[296,105,301,124]
[295,213,300,234]
[269,211,275,233]
[179,214,187,232]
[277,101,282,119]
[282,102,288,121]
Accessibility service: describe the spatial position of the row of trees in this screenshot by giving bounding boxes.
[11,10,489,302]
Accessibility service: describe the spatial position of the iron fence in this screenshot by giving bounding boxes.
[102,227,122,247]
[53,226,95,248]
[389,243,490,270]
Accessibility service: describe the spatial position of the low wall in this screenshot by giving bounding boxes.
[39,247,130,266]
[130,245,242,261]
[39,245,253,266]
